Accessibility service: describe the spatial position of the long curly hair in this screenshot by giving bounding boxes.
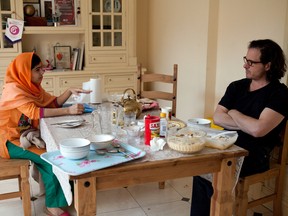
[248,39,286,81]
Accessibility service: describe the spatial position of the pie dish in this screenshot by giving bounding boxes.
[167,127,206,153]
[168,120,186,129]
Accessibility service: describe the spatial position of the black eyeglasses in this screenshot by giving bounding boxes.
[243,56,262,66]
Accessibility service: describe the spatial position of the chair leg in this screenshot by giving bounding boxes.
[273,177,282,216]
[158,181,165,189]
[235,179,249,216]
[20,165,32,216]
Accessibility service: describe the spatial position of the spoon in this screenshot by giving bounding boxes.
[211,131,237,139]
[95,149,125,157]
[111,142,121,148]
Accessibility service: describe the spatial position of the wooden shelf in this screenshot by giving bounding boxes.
[23,26,85,34]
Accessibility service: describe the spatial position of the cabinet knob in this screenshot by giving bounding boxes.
[65,81,68,84]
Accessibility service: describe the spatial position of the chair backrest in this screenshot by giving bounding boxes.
[137,64,178,117]
[235,120,288,216]
[276,120,288,193]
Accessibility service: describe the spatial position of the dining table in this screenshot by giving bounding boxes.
[40,111,248,216]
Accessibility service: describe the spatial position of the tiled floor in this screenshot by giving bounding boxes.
[0,175,273,216]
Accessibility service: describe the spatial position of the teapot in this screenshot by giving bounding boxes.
[120,88,142,118]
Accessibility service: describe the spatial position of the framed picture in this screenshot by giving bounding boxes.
[40,0,53,22]
[54,0,77,26]
[54,46,71,69]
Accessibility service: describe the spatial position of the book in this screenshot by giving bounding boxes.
[71,48,79,70]
[78,42,85,70]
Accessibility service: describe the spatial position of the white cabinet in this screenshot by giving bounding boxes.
[41,70,137,97]
[0,0,137,97]
[0,0,22,71]
[85,0,137,68]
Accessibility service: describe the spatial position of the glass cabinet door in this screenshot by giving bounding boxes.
[90,0,124,48]
[0,0,17,52]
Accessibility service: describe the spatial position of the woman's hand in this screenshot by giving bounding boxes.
[70,88,92,96]
[67,103,85,115]
[43,103,85,117]
[57,87,92,106]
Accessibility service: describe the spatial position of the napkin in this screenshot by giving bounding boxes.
[150,137,166,151]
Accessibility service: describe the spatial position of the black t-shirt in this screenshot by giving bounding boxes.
[219,78,288,176]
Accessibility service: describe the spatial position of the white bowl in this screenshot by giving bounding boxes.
[187,118,211,128]
[90,134,115,150]
[59,138,90,160]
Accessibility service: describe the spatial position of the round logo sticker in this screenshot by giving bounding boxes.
[9,25,19,35]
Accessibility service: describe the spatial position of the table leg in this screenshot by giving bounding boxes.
[210,158,237,216]
[74,177,97,216]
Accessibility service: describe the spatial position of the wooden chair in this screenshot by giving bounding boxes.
[137,64,178,189]
[0,158,31,216]
[137,64,178,117]
[235,121,288,216]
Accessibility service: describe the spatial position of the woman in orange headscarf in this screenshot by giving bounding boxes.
[0,52,91,216]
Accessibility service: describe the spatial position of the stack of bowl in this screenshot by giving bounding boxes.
[59,138,91,160]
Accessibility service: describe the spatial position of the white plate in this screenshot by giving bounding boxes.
[168,120,186,129]
[55,120,85,128]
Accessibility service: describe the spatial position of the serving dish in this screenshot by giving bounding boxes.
[167,127,206,153]
[205,132,238,150]
[41,142,146,176]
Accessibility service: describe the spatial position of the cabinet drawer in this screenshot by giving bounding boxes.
[89,54,126,64]
[42,78,54,89]
[104,74,134,86]
[59,77,91,88]
[104,87,134,95]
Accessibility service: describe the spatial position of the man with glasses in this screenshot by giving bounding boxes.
[190,39,288,216]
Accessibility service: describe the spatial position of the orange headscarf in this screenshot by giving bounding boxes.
[0,52,55,110]
[0,52,56,158]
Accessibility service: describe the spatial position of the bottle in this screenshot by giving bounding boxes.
[159,112,168,138]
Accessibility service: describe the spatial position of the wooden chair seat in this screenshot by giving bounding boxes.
[235,121,288,216]
[0,158,31,216]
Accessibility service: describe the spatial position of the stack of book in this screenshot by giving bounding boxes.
[71,42,85,70]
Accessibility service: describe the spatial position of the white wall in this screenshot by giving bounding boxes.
[215,0,288,105]
[137,0,210,120]
[137,0,288,121]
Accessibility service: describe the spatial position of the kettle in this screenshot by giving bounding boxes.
[120,88,142,118]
